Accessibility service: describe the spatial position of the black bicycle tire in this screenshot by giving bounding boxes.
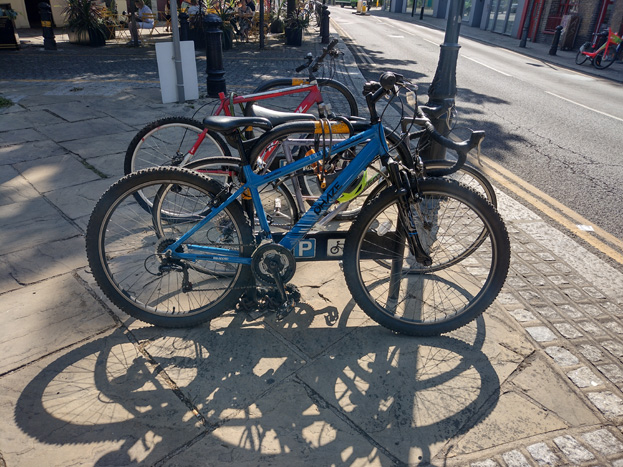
[342,179,510,336]
[124,117,232,211]
[575,50,589,65]
[424,159,497,208]
[252,78,359,117]
[593,47,617,69]
[86,167,254,328]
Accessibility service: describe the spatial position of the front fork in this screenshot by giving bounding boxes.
[386,160,432,267]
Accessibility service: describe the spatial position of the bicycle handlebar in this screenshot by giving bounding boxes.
[363,71,485,176]
[294,39,339,75]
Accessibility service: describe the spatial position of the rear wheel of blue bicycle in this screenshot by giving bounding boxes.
[86,167,254,327]
[342,179,510,336]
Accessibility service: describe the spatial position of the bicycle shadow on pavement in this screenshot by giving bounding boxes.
[11,294,511,466]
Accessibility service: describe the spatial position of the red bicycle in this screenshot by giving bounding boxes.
[124,39,358,185]
[575,27,622,70]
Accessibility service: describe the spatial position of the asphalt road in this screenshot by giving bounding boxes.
[330,7,623,241]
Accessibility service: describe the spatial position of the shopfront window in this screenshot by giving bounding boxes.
[462,0,472,20]
[488,0,518,35]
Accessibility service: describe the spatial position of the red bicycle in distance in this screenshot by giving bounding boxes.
[575,27,622,70]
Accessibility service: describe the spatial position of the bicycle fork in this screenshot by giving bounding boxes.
[386,161,432,267]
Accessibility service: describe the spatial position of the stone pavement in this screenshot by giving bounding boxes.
[1,17,623,467]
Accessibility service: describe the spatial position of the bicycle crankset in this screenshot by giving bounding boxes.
[251,243,296,285]
[251,243,297,319]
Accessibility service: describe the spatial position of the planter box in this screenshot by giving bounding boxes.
[68,28,106,46]
[0,16,19,49]
[284,26,302,46]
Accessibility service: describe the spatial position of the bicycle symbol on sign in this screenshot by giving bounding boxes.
[328,239,344,256]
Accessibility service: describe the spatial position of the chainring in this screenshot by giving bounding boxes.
[251,243,296,285]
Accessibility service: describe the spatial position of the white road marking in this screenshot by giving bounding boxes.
[462,55,512,76]
[546,91,623,122]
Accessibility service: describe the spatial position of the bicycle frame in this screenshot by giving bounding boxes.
[175,82,326,166]
[166,125,390,265]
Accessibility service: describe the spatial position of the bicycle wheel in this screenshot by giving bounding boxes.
[575,50,589,65]
[86,167,254,327]
[342,179,510,336]
[124,117,231,210]
[251,78,359,118]
[424,160,497,208]
[594,46,617,69]
[184,156,299,231]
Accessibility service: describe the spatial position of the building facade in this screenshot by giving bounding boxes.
[6,0,623,51]
[388,0,622,50]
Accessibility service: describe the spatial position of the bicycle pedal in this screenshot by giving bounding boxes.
[276,302,294,321]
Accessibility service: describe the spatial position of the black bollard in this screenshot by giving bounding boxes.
[179,12,189,41]
[38,2,57,50]
[204,14,226,97]
[549,25,563,55]
[321,5,330,44]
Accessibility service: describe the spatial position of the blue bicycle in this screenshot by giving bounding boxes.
[86,72,510,336]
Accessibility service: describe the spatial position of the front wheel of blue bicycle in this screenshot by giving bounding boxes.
[86,167,254,327]
[342,179,510,336]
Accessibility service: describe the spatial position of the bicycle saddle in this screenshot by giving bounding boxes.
[244,103,317,125]
[202,115,273,132]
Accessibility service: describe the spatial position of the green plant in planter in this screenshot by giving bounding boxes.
[63,0,107,46]
[284,7,309,30]
[213,0,236,49]
[284,7,308,46]
[269,0,286,34]
[0,6,18,20]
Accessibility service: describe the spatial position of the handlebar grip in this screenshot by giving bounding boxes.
[425,128,485,175]
[408,108,485,175]
[295,64,307,72]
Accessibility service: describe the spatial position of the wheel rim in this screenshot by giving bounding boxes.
[97,176,246,317]
[353,186,503,327]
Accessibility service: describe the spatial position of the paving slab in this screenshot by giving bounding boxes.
[0,127,47,146]
[0,165,39,205]
[45,177,120,221]
[511,356,601,426]
[0,139,68,166]
[266,261,373,358]
[295,311,531,465]
[0,273,116,374]
[0,197,81,255]
[162,377,393,466]
[141,314,307,425]
[0,328,204,466]
[85,152,126,179]
[59,130,141,160]
[30,101,110,122]
[0,110,66,132]
[1,236,88,288]
[35,116,133,143]
[14,153,101,193]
